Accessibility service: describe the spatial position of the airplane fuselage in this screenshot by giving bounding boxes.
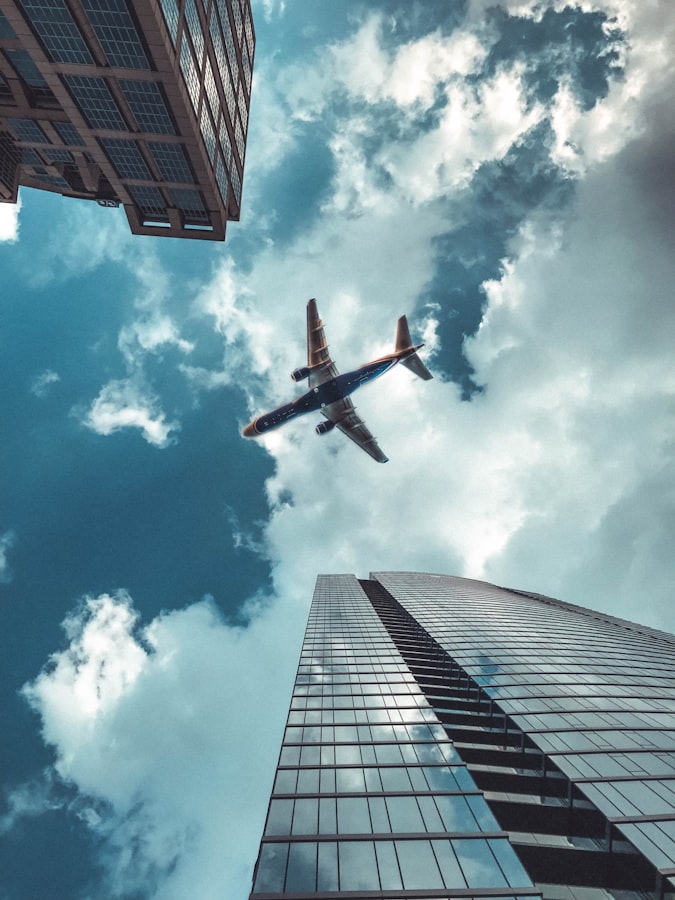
[246,353,405,436]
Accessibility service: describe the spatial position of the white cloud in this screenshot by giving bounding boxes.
[0,529,16,584]
[84,378,179,448]
[30,369,60,398]
[0,197,20,242]
[20,590,306,899]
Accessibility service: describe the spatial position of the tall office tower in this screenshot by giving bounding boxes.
[0,0,253,240]
[250,573,675,900]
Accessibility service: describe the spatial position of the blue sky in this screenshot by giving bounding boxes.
[1,1,674,897]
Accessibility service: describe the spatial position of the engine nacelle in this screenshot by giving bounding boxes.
[316,419,336,436]
[290,366,310,383]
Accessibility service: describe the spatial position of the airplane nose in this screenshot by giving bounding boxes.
[242,421,258,438]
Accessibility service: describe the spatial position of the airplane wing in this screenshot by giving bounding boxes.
[307,298,338,388]
[322,398,389,464]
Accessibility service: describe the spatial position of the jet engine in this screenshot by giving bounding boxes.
[316,420,336,436]
[290,366,310,383]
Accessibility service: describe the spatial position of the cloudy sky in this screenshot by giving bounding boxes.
[1,0,674,897]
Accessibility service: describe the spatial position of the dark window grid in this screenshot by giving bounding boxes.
[21,147,43,164]
[209,13,231,89]
[35,174,68,187]
[238,91,248,134]
[204,58,220,122]
[53,121,84,145]
[99,138,151,179]
[127,183,165,214]
[231,0,242,40]
[179,36,201,115]
[16,3,92,64]
[81,0,149,69]
[184,0,204,63]
[244,11,253,59]
[7,118,50,143]
[170,187,205,216]
[148,141,192,183]
[215,0,236,71]
[200,107,216,163]
[119,80,175,135]
[223,63,237,123]
[62,75,126,130]
[0,9,16,38]
[6,49,47,87]
[215,152,228,206]
[41,147,73,162]
[158,0,178,44]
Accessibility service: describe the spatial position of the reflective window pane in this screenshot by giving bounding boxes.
[338,796,371,833]
[292,798,318,834]
[285,841,316,892]
[376,840,403,890]
[338,841,379,891]
[265,799,292,835]
[454,838,507,888]
[317,841,338,891]
[396,839,444,889]
[253,843,288,893]
[386,796,425,833]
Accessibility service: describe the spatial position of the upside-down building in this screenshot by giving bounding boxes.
[0,0,253,240]
[250,572,675,900]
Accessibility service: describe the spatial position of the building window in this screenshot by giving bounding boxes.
[81,0,150,70]
[234,115,245,164]
[42,147,74,162]
[170,187,206,220]
[99,138,151,179]
[21,147,43,165]
[6,49,47,87]
[230,162,241,208]
[119,80,175,135]
[148,142,192,183]
[215,153,228,206]
[62,75,126,130]
[179,37,200,115]
[218,116,232,170]
[209,10,229,86]
[184,0,204,65]
[35,174,69,188]
[200,107,215,163]
[158,0,178,45]
[17,0,92,64]
[0,9,16,38]
[53,122,84,146]
[6,118,50,143]
[204,59,219,122]
[128,184,165,214]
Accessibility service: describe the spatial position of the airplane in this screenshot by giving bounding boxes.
[242,298,432,463]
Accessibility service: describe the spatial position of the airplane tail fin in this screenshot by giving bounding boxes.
[395,315,433,381]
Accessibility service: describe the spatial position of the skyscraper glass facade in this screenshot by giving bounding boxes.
[250,573,675,899]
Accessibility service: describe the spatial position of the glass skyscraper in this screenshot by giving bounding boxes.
[0,0,253,240]
[250,572,675,899]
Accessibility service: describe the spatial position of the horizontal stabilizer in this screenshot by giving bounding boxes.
[401,352,433,381]
[396,315,433,380]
